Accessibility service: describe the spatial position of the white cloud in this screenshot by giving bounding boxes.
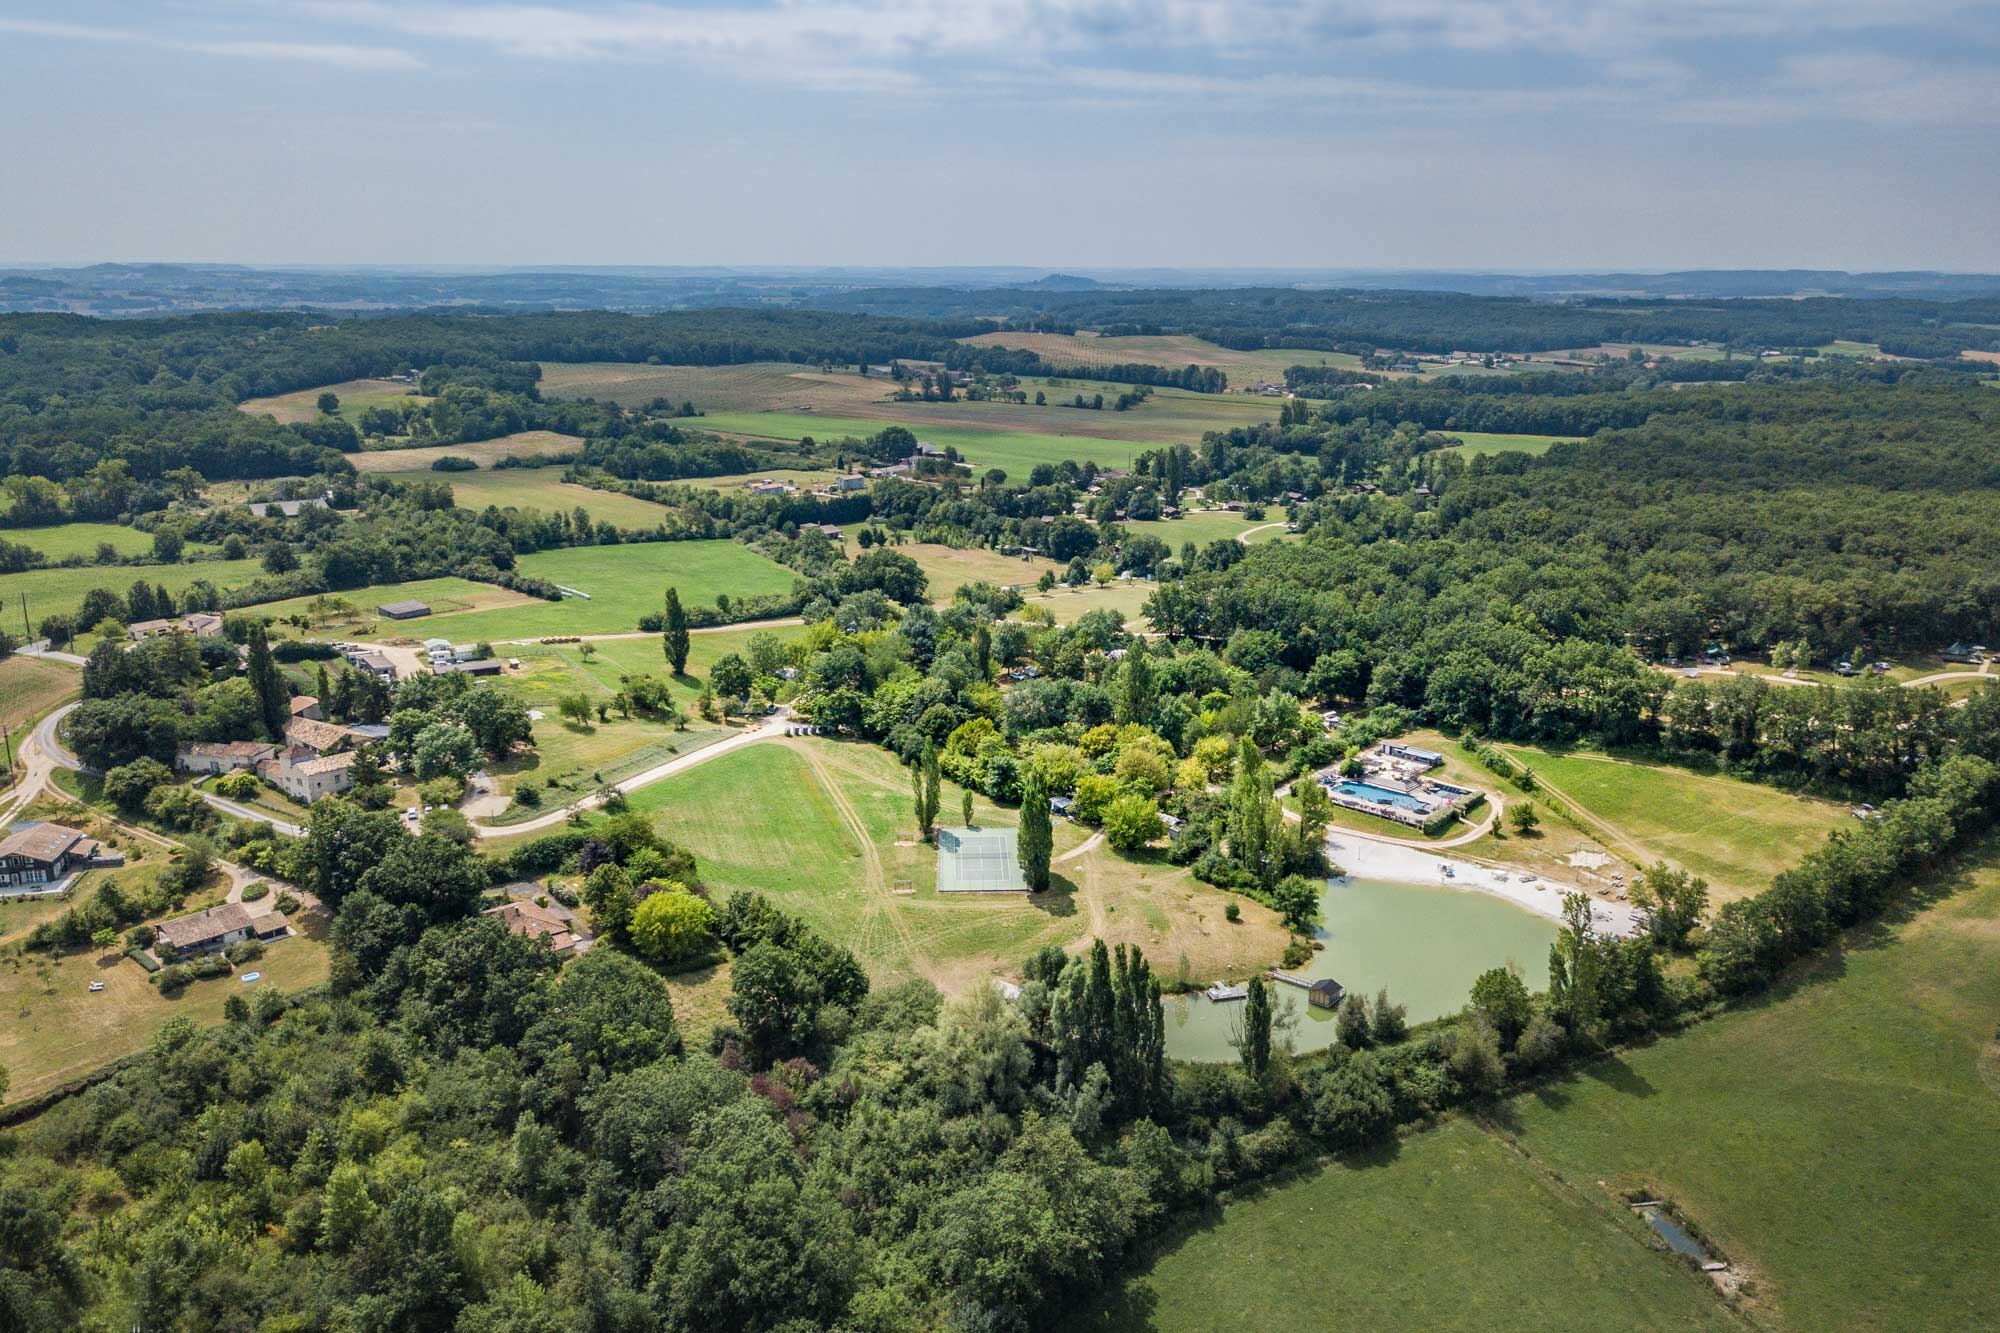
[0,15,422,69]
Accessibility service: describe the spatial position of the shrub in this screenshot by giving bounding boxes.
[240,882,269,902]
[628,888,717,966]
[274,891,300,914]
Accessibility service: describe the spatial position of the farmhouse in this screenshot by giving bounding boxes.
[254,495,330,519]
[828,475,867,492]
[177,740,278,775]
[283,717,351,754]
[289,695,322,721]
[155,901,287,956]
[0,822,114,890]
[344,649,398,681]
[483,899,587,954]
[272,747,357,802]
[128,612,224,640]
[378,599,432,620]
[748,480,793,496]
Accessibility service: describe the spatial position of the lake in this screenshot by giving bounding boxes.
[1163,874,1561,1062]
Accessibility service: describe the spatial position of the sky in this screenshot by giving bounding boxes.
[3,0,1998,270]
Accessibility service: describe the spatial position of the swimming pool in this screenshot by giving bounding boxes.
[1329,779,1430,812]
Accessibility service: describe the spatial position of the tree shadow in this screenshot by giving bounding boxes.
[1029,877,1079,917]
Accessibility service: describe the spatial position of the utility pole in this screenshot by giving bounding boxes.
[0,722,11,773]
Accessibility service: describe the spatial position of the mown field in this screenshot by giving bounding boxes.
[238,377,426,427]
[1494,745,1849,901]
[245,578,539,636]
[2,521,186,562]
[0,556,267,626]
[1493,846,2000,1330]
[620,738,1285,1000]
[957,331,1360,387]
[1021,580,1156,627]
[0,653,78,732]
[697,411,1153,476]
[370,466,676,530]
[416,541,797,641]
[892,542,1058,599]
[1123,511,1276,548]
[1438,431,1579,458]
[1072,1117,1729,1332]
[346,430,582,473]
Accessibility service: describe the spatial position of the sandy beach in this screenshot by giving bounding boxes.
[1326,831,1646,937]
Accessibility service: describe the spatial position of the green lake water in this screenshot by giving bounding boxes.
[1163,876,1560,1062]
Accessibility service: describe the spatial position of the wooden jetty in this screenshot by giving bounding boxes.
[1203,981,1248,1002]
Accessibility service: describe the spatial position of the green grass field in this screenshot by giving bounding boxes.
[243,578,539,636]
[1492,846,2000,1330]
[616,738,1282,994]
[1496,745,1847,900]
[0,556,268,627]
[1123,511,1274,548]
[698,410,1152,475]
[2,522,187,562]
[370,466,678,530]
[402,541,797,642]
[1021,580,1156,627]
[1072,1117,1730,1332]
[892,542,1059,599]
[347,430,582,473]
[1438,431,1579,458]
[957,331,1356,387]
[238,377,428,427]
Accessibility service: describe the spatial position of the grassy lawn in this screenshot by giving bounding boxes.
[1494,744,1848,901]
[0,906,329,1104]
[617,737,1284,994]
[1123,510,1271,548]
[891,542,1060,599]
[346,430,582,473]
[1439,431,1579,457]
[688,467,849,492]
[242,577,539,636]
[3,521,183,562]
[194,774,310,824]
[1072,1117,1729,1332]
[1019,580,1155,628]
[0,557,267,625]
[371,466,679,530]
[1491,844,2000,1330]
[407,541,797,641]
[238,377,427,426]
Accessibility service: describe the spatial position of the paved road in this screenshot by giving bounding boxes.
[196,790,304,838]
[1235,521,1288,544]
[16,640,88,667]
[471,708,796,838]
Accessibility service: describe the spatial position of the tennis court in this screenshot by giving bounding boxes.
[935,827,1027,893]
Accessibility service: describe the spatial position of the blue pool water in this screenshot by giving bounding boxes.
[1329,779,1428,812]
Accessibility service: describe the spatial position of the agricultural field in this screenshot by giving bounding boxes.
[2,521,182,562]
[0,654,78,734]
[346,430,582,473]
[245,578,539,637]
[1436,431,1579,457]
[686,467,848,492]
[892,542,1059,599]
[620,737,1286,997]
[1123,510,1278,548]
[0,886,330,1103]
[1072,1117,1730,1332]
[418,541,797,642]
[369,466,676,530]
[1020,580,1156,628]
[0,556,267,626]
[1494,845,2000,1330]
[238,377,426,427]
[1494,744,1849,901]
[698,411,1153,476]
[1816,340,1887,358]
[958,331,1360,387]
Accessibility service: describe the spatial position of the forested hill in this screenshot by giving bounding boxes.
[807,287,2000,359]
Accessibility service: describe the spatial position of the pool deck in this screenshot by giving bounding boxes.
[1327,832,1645,937]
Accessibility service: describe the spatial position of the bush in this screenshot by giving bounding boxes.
[430,455,478,472]
[629,888,717,966]
[274,891,300,914]
[240,881,269,902]
[513,780,543,809]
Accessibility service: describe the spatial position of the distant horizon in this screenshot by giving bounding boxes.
[8,262,2000,278]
